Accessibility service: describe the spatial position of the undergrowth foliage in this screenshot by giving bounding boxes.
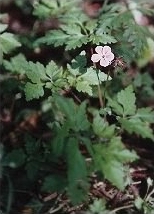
[0,0,154,213]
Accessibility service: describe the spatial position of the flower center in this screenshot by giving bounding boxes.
[102,55,105,59]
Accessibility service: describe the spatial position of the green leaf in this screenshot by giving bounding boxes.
[54,96,89,131]
[89,34,104,45]
[114,43,135,63]
[123,24,148,55]
[33,0,77,19]
[61,24,88,50]
[91,32,117,45]
[3,149,26,168]
[66,36,88,50]
[75,101,90,131]
[100,107,112,116]
[25,161,40,180]
[92,112,107,137]
[0,32,21,54]
[101,125,115,139]
[108,136,138,163]
[137,38,154,68]
[67,75,76,86]
[33,0,57,19]
[51,125,69,157]
[61,10,89,26]
[36,30,69,47]
[76,80,92,96]
[103,160,125,190]
[46,61,62,80]
[89,199,108,213]
[85,20,97,34]
[81,137,94,157]
[94,142,125,190]
[135,107,154,123]
[69,51,87,75]
[134,197,144,210]
[93,136,138,190]
[0,24,8,33]
[119,118,154,140]
[99,71,112,82]
[26,61,47,83]
[36,23,89,50]
[90,23,117,45]
[54,95,76,121]
[51,134,65,157]
[108,98,124,115]
[117,85,136,116]
[108,86,136,116]
[45,61,66,90]
[81,68,112,85]
[66,138,88,204]
[24,82,44,101]
[115,149,138,163]
[33,4,51,19]
[25,135,40,155]
[42,175,67,192]
[3,54,28,74]
[108,86,154,140]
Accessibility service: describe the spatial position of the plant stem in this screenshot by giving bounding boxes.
[103,70,110,109]
[91,47,104,108]
[103,0,109,8]
[70,90,81,103]
[47,204,64,214]
[5,174,13,214]
[146,188,154,202]
[110,204,134,214]
[96,72,104,108]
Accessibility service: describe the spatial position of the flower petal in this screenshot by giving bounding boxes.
[91,54,101,62]
[100,58,110,67]
[95,46,103,54]
[105,52,114,61]
[102,46,112,55]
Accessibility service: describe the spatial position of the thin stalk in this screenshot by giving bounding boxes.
[144,185,151,201]
[96,71,104,107]
[70,90,81,103]
[146,188,154,202]
[5,174,13,214]
[103,0,109,9]
[110,204,134,214]
[47,204,64,214]
[91,47,104,108]
[103,70,110,109]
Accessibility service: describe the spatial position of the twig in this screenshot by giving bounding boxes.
[110,204,134,214]
[47,204,64,214]
[70,90,81,103]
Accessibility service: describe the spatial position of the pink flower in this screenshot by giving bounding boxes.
[91,46,114,67]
